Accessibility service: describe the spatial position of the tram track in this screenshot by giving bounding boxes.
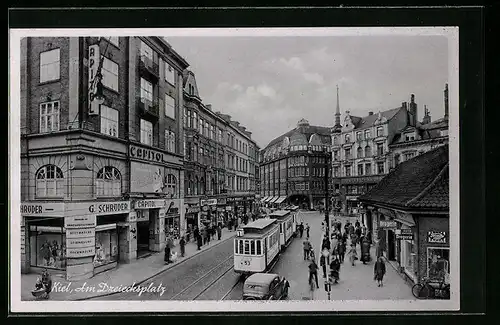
[169,255,235,300]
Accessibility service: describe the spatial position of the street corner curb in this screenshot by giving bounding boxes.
[75,232,236,301]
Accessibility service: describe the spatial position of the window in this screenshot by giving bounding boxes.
[365,163,371,175]
[96,166,121,196]
[140,78,153,102]
[345,134,351,143]
[357,146,363,158]
[165,130,176,153]
[36,165,64,197]
[364,129,371,139]
[140,119,153,146]
[345,165,351,177]
[256,240,262,255]
[140,41,153,60]
[377,162,385,174]
[395,154,401,166]
[100,105,119,137]
[39,101,60,133]
[358,164,364,176]
[404,152,415,161]
[333,136,338,145]
[356,132,362,141]
[239,240,244,255]
[205,121,208,137]
[250,240,255,255]
[345,148,351,160]
[164,94,175,119]
[101,57,119,91]
[40,48,60,83]
[164,61,175,85]
[364,146,372,157]
[377,126,384,137]
[165,174,177,198]
[199,118,204,134]
[333,167,339,177]
[427,247,450,282]
[377,143,384,156]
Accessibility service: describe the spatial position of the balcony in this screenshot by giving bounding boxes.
[139,55,159,79]
[137,96,159,118]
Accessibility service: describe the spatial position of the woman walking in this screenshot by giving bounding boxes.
[348,244,358,266]
[374,257,386,287]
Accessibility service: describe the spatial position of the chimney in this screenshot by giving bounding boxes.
[409,94,417,127]
[422,105,432,125]
[444,83,449,120]
[368,112,373,116]
[206,104,212,111]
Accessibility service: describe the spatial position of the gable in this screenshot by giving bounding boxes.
[184,73,200,97]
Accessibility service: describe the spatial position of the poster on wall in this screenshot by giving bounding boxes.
[130,162,165,193]
[427,231,447,244]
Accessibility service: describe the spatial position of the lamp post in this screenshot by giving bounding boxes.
[324,147,330,236]
[322,248,331,300]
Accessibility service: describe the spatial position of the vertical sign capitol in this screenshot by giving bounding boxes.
[88,44,100,115]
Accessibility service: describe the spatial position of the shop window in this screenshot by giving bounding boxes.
[100,105,119,137]
[96,166,121,197]
[29,225,66,269]
[101,57,119,92]
[36,164,64,198]
[165,173,177,198]
[427,247,450,283]
[94,226,118,267]
[40,48,60,83]
[39,101,60,133]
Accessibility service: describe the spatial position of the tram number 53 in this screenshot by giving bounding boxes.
[241,260,251,266]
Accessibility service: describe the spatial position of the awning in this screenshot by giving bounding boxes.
[260,196,268,203]
[269,197,279,203]
[266,196,276,202]
[275,196,287,204]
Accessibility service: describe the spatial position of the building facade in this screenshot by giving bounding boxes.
[389,84,450,170]
[331,90,414,222]
[359,145,450,286]
[20,36,188,280]
[259,119,332,210]
[182,71,259,230]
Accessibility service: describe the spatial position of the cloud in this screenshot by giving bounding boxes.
[303,72,324,85]
[278,57,305,71]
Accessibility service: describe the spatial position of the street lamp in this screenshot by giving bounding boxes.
[322,248,331,300]
[323,147,330,236]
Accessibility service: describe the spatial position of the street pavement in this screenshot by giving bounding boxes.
[21,227,235,301]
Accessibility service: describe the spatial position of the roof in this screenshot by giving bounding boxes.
[349,107,403,130]
[246,273,278,284]
[264,123,331,151]
[391,118,448,145]
[359,145,449,211]
[269,210,291,218]
[243,218,276,230]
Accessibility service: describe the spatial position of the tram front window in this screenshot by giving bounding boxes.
[251,240,256,255]
[257,240,262,255]
[244,240,250,254]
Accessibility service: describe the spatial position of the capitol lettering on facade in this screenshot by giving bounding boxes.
[130,145,166,164]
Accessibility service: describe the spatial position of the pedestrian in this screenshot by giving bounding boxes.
[164,241,171,264]
[348,223,355,237]
[179,236,186,257]
[329,255,341,283]
[321,236,331,251]
[338,238,346,263]
[228,218,233,231]
[374,256,386,287]
[305,223,310,238]
[308,259,320,289]
[41,269,53,299]
[355,220,360,228]
[348,243,358,266]
[320,251,328,278]
[303,238,311,260]
[202,227,207,245]
[299,222,304,238]
[309,245,316,261]
[217,224,222,240]
[206,226,211,244]
[196,231,203,250]
[360,236,371,264]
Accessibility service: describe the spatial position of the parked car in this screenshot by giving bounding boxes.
[242,273,289,300]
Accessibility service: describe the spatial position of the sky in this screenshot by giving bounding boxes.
[167,35,449,149]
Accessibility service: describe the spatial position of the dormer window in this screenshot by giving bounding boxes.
[345,134,351,143]
[376,127,384,137]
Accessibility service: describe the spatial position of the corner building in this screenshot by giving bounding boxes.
[259,119,332,210]
[20,36,188,280]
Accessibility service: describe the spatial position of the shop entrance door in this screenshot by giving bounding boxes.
[137,221,150,254]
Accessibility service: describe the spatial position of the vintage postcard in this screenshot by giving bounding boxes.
[9,26,459,313]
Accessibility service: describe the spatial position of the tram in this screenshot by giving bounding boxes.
[234,218,280,275]
[268,210,294,250]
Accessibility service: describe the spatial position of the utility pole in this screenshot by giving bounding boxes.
[324,149,330,236]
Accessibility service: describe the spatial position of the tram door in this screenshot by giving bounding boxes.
[264,237,268,268]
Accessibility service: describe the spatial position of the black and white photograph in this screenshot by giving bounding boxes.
[9,26,459,313]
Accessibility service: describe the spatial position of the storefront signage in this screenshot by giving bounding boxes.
[200,199,217,206]
[379,220,397,228]
[90,202,131,215]
[227,198,235,203]
[127,212,137,223]
[396,228,414,240]
[88,44,100,115]
[66,228,95,238]
[136,210,149,222]
[135,199,165,209]
[66,237,96,248]
[217,207,225,212]
[186,206,200,214]
[165,200,179,215]
[226,206,232,211]
[20,202,64,216]
[130,145,170,164]
[66,247,95,258]
[65,215,96,229]
[427,231,447,244]
[218,198,227,205]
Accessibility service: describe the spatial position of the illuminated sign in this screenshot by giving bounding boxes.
[427,231,447,244]
[88,44,100,115]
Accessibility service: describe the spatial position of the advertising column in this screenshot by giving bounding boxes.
[123,211,138,262]
[65,215,96,281]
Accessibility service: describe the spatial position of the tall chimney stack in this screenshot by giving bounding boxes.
[409,94,417,127]
[444,83,449,120]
